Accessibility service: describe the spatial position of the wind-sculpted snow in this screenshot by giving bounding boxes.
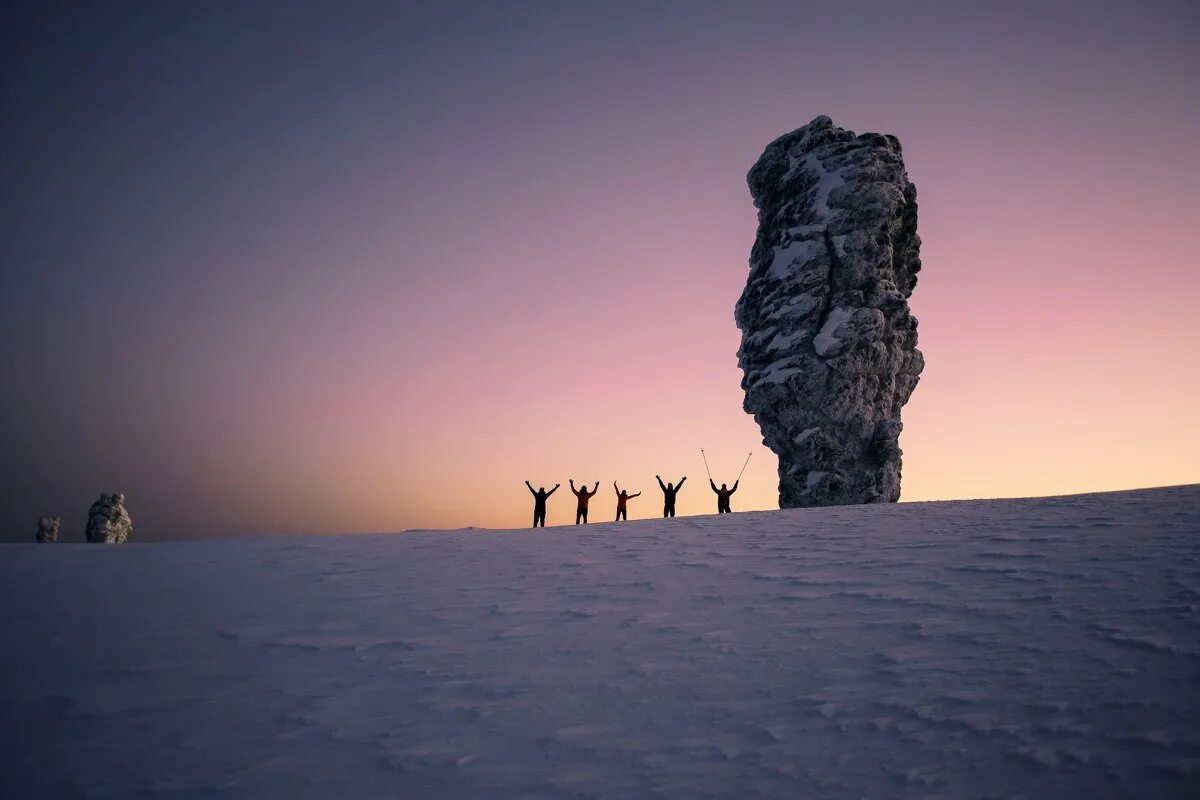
[2,485,1198,799]
[737,115,923,507]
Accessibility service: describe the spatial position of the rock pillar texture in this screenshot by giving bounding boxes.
[35,516,60,543]
[735,116,923,507]
[85,493,133,543]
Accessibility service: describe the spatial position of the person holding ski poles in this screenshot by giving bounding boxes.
[656,475,686,518]
[710,479,738,513]
[570,480,600,524]
[613,481,641,521]
[525,481,559,527]
[701,449,751,514]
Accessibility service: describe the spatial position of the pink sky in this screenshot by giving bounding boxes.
[4,2,1197,538]
[183,100,1200,533]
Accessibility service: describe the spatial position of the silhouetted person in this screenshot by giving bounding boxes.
[711,479,738,513]
[613,481,641,521]
[525,481,559,527]
[656,475,686,517]
[570,480,599,524]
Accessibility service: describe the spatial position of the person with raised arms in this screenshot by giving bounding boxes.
[524,481,559,528]
[710,479,738,514]
[569,479,600,524]
[656,475,686,518]
[613,481,641,522]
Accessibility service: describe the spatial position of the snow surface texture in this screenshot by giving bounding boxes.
[85,493,132,544]
[736,115,923,508]
[2,485,1198,799]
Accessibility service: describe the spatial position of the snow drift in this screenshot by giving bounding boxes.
[1,485,1197,799]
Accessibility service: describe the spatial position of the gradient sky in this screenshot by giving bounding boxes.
[2,1,1197,541]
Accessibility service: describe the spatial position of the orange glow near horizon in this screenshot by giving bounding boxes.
[7,3,1198,540]
[179,138,1200,536]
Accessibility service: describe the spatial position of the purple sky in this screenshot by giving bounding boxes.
[2,1,1197,540]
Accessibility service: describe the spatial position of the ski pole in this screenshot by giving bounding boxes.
[701,448,713,481]
[736,451,753,482]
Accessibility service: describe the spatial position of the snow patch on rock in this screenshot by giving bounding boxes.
[813,306,854,356]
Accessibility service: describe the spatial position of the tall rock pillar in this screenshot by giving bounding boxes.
[736,116,923,507]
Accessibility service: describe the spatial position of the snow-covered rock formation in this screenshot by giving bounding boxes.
[85,493,132,543]
[35,516,59,543]
[736,115,923,507]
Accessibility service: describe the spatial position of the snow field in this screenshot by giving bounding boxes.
[1,485,1198,798]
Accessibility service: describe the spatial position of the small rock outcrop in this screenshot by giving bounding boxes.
[735,115,923,507]
[35,516,60,543]
[85,493,133,543]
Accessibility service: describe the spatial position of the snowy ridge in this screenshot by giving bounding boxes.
[1,485,1198,799]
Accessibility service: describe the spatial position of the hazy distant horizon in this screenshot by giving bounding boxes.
[3,0,1197,541]
[6,482,1192,543]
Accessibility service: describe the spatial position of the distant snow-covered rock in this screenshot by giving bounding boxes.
[85,493,132,543]
[736,115,923,507]
[35,516,59,543]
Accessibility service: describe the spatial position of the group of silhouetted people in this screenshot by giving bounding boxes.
[524,475,738,527]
